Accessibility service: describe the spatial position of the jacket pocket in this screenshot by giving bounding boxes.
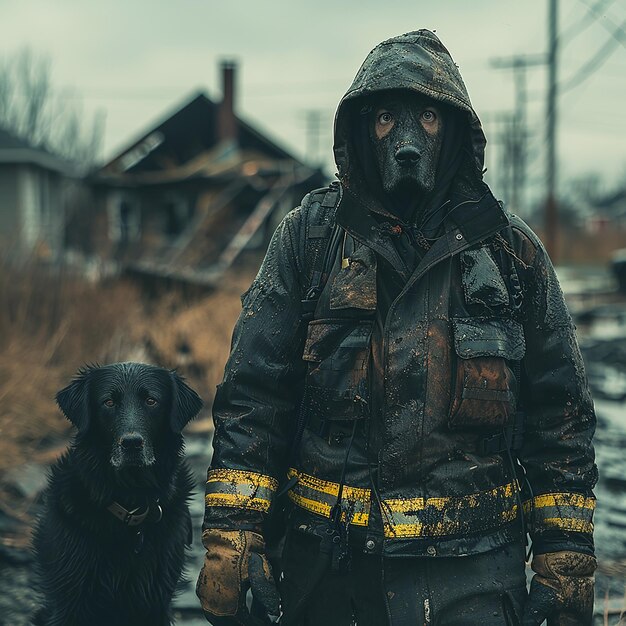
[448,317,526,429]
[301,319,373,423]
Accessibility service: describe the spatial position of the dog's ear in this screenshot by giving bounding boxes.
[170,371,203,433]
[56,367,93,432]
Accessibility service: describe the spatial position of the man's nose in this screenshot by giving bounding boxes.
[395,145,421,165]
[119,432,145,451]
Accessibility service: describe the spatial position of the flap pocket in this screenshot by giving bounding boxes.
[301,319,373,425]
[461,247,509,308]
[303,319,373,367]
[449,317,525,430]
[452,317,525,361]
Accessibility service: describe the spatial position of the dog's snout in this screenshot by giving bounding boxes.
[120,433,145,451]
[395,145,421,164]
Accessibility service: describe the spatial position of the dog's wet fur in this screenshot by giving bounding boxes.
[32,362,203,626]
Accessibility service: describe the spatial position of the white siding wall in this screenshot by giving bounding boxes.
[17,165,65,258]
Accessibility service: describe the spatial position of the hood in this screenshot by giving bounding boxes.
[333,30,488,225]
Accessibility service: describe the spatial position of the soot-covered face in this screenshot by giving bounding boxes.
[369,91,444,198]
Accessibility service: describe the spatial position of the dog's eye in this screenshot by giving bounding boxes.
[146,397,157,407]
[103,399,114,408]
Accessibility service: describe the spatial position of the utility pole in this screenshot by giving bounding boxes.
[490,55,545,216]
[481,112,513,203]
[545,0,559,261]
[304,109,323,167]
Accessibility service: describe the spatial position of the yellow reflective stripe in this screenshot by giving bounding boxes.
[287,468,371,526]
[531,493,596,510]
[204,468,278,513]
[541,518,594,533]
[206,468,278,491]
[523,492,595,535]
[288,468,371,501]
[382,482,518,538]
[288,490,335,519]
[383,482,517,513]
[287,469,519,536]
[204,492,272,513]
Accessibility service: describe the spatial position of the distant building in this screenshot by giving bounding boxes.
[0,127,77,261]
[76,61,325,287]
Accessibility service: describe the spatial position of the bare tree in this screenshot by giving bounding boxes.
[0,47,104,166]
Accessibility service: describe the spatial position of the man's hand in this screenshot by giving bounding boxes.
[196,529,280,625]
[522,551,596,625]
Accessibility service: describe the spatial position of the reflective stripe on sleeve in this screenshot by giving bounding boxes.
[524,493,595,534]
[205,468,278,513]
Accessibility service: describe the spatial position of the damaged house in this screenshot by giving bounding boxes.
[75,61,325,288]
[0,127,78,262]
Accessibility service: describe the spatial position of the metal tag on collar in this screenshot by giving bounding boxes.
[152,502,163,523]
[134,530,144,555]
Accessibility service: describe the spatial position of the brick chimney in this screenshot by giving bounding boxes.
[217,60,238,146]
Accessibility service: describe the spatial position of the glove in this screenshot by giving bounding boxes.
[196,529,280,625]
[522,551,596,625]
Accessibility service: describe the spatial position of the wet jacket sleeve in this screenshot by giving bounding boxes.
[514,225,598,556]
[202,206,308,531]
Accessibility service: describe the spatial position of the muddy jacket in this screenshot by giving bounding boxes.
[203,31,597,559]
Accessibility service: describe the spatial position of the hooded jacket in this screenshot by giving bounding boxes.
[203,31,597,558]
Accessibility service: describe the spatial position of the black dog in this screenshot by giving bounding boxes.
[32,362,203,626]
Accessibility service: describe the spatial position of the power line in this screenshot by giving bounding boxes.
[489,55,546,215]
[559,0,617,45]
[560,17,626,92]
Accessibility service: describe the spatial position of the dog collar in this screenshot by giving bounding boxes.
[107,500,162,526]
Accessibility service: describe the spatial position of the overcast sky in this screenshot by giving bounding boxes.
[1,0,624,204]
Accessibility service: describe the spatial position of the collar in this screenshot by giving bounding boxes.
[106,499,162,527]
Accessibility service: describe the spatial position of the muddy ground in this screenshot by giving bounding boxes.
[1,263,626,624]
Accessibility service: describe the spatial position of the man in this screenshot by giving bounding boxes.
[196,30,597,625]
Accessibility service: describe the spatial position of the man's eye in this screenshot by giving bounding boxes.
[104,399,114,408]
[378,112,393,125]
[421,110,437,123]
[146,397,157,407]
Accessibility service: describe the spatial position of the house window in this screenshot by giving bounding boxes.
[164,200,188,236]
[107,193,141,243]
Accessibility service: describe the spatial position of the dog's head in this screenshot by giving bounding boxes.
[56,362,203,468]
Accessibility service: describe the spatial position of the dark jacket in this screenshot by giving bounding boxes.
[203,30,597,559]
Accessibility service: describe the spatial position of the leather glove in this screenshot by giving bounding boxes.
[196,529,280,625]
[522,551,596,625]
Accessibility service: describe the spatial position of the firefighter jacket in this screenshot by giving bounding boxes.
[203,30,597,559]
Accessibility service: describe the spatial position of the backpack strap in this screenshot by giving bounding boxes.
[300,182,343,321]
[278,184,343,486]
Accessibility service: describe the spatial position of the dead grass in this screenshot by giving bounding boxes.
[0,260,256,477]
[532,226,626,266]
[0,258,255,551]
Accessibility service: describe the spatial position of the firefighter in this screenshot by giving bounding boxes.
[196,30,597,625]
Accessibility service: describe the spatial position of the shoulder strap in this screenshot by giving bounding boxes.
[279,185,343,486]
[300,183,343,321]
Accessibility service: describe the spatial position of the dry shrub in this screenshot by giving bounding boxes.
[0,260,256,476]
[0,261,145,473]
[136,268,255,404]
[532,225,626,266]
